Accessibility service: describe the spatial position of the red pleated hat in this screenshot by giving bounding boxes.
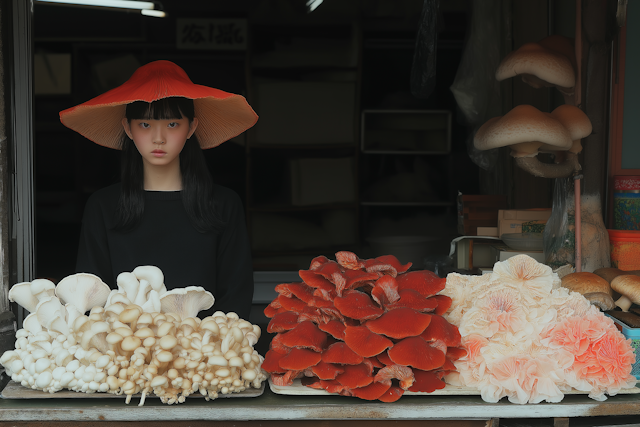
[59,60,258,150]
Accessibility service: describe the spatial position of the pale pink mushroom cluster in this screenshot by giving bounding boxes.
[440,255,636,403]
[0,266,267,405]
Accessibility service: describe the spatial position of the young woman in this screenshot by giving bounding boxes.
[59,60,258,319]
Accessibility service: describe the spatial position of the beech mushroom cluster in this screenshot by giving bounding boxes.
[0,266,267,405]
[262,251,464,402]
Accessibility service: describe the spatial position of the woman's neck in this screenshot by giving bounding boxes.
[143,162,182,191]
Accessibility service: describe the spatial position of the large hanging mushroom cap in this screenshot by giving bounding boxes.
[611,275,640,312]
[365,307,432,339]
[159,286,214,320]
[495,40,575,90]
[539,105,592,154]
[55,273,111,314]
[561,272,612,296]
[474,105,573,157]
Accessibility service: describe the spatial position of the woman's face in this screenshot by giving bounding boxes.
[122,116,198,169]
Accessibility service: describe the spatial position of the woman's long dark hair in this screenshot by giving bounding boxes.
[114,97,224,233]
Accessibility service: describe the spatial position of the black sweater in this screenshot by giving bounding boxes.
[76,183,254,320]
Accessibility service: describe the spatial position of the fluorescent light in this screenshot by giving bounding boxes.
[36,0,155,9]
[306,0,323,12]
[141,9,165,17]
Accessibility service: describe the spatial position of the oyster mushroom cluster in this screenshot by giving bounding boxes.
[441,255,636,404]
[262,251,464,402]
[0,266,267,405]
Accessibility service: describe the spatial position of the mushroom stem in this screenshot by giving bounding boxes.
[515,152,580,178]
[615,295,633,312]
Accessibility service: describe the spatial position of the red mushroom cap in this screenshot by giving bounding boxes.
[299,270,337,299]
[364,259,398,277]
[446,346,467,361]
[343,269,380,293]
[269,333,291,354]
[371,275,400,306]
[266,311,299,333]
[316,261,346,289]
[320,379,350,394]
[375,255,412,274]
[311,361,345,380]
[396,270,446,297]
[376,351,394,366]
[378,385,404,402]
[301,376,324,389]
[432,295,452,315]
[349,381,391,400]
[275,282,315,303]
[276,294,308,313]
[321,341,364,365]
[344,325,394,357]
[279,321,328,352]
[336,251,366,270]
[263,302,288,318]
[262,349,288,373]
[385,289,438,312]
[335,363,374,389]
[318,320,346,340]
[419,314,461,347]
[387,336,446,371]
[279,347,322,371]
[270,370,301,387]
[334,290,384,321]
[364,356,384,369]
[364,307,432,339]
[374,364,415,390]
[309,255,330,271]
[408,369,447,393]
[441,358,456,371]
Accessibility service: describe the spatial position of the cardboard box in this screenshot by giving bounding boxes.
[497,209,552,238]
[457,194,508,235]
[477,226,498,237]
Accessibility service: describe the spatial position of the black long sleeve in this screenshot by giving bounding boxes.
[76,183,254,320]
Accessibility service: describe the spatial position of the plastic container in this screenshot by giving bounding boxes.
[605,314,640,380]
[614,176,640,230]
[608,229,640,270]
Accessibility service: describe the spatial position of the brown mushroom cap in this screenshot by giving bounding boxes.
[495,41,575,90]
[561,272,612,296]
[583,292,616,311]
[538,105,592,154]
[474,105,573,157]
[611,275,640,312]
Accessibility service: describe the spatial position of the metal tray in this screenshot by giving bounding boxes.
[1,380,264,400]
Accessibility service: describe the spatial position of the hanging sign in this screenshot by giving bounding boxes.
[177,18,247,51]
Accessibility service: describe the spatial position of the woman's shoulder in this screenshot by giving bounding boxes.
[85,183,121,209]
[211,184,244,215]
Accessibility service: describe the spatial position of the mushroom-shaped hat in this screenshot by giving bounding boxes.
[496,36,575,97]
[611,275,640,312]
[541,105,592,154]
[474,105,573,157]
[59,60,258,150]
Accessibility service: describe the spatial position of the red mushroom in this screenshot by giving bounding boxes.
[344,325,394,358]
[262,349,288,373]
[364,259,398,277]
[269,333,291,354]
[279,347,322,371]
[336,363,374,389]
[378,386,404,402]
[316,261,346,290]
[279,321,328,352]
[309,255,330,271]
[432,295,452,315]
[350,381,391,400]
[396,270,446,297]
[275,282,315,303]
[311,361,345,380]
[270,370,302,387]
[336,251,366,270]
[446,347,467,361]
[266,311,299,333]
[343,269,380,293]
[301,376,324,389]
[365,307,432,339]
[334,290,384,321]
[408,369,447,393]
[298,270,336,299]
[365,356,384,370]
[263,302,288,318]
[386,289,438,312]
[320,379,350,394]
[387,336,446,371]
[321,341,364,365]
[420,314,461,347]
[276,294,308,313]
[371,275,400,306]
[374,364,415,390]
[376,351,394,366]
[318,320,346,340]
[375,255,412,274]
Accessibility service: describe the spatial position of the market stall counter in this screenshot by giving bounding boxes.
[0,384,640,425]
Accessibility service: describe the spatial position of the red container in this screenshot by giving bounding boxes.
[608,229,640,270]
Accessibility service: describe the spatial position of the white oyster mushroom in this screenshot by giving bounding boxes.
[159,287,214,320]
[140,290,161,313]
[8,282,39,312]
[30,279,56,302]
[116,272,140,301]
[35,297,68,334]
[105,290,132,308]
[132,265,166,294]
[55,273,111,314]
[22,313,43,336]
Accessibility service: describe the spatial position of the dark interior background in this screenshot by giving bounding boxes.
[33,0,478,288]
